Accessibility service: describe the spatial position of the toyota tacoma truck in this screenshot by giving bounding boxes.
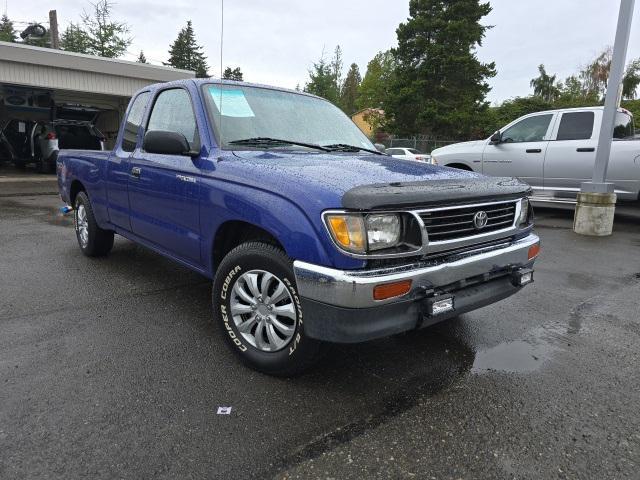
[57,79,539,376]
[431,106,640,203]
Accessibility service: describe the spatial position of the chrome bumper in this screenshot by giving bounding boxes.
[293,233,539,309]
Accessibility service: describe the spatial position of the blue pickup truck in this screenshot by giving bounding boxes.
[57,79,540,375]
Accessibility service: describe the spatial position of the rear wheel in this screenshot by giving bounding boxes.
[212,242,323,376]
[74,191,114,257]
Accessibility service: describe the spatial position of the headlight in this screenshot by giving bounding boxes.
[366,214,401,250]
[325,212,402,254]
[325,213,366,254]
[518,198,530,225]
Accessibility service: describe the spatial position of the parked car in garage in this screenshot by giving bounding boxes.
[386,147,434,163]
[57,79,539,375]
[0,116,105,173]
[431,107,640,202]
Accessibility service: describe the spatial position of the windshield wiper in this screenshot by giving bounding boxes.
[322,143,385,155]
[228,137,330,152]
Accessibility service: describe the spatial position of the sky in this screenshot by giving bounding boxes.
[5,0,640,104]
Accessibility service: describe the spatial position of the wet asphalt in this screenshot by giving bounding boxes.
[1,182,639,479]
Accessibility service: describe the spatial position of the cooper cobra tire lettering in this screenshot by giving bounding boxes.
[220,266,248,352]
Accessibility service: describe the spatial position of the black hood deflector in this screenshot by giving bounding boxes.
[342,177,531,210]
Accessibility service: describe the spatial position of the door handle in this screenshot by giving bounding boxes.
[131,166,142,178]
[576,147,595,152]
[526,149,542,153]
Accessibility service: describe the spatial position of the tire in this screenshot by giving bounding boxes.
[74,191,114,257]
[212,242,323,376]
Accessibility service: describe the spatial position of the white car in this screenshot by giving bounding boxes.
[431,106,640,202]
[386,147,433,163]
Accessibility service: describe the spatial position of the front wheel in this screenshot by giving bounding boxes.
[74,191,114,257]
[212,242,323,376]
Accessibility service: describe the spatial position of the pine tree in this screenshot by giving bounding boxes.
[223,67,243,81]
[304,46,343,105]
[0,14,17,42]
[60,22,91,54]
[340,63,361,115]
[386,0,496,138]
[80,0,131,58]
[166,21,209,78]
[137,50,148,63]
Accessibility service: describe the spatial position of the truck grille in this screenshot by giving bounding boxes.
[419,201,517,242]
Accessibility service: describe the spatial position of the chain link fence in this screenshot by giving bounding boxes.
[380,135,459,154]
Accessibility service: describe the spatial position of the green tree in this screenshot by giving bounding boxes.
[0,14,17,42]
[530,64,561,102]
[304,46,343,104]
[580,47,612,99]
[80,0,131,57]
[223,67,243,81]
[166,20,209,78]
[60,23,91,54]
[622,59,640,100]
[340,63,361,114]
[356,50,396,110]
[386,0,496,138]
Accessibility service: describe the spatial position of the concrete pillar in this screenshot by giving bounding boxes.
[573,192,617,236]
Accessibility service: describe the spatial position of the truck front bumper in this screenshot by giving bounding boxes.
[293,233,539,343]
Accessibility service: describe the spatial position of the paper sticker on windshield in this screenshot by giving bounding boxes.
[209,87,255,118]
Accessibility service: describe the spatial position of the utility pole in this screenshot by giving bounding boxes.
[573,0,635,236]
[49,10,59,49]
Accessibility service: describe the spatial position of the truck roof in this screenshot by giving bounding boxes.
[531,105,632,116]
[133,78,324,101]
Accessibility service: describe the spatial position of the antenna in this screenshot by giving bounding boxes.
[218,0,224,149]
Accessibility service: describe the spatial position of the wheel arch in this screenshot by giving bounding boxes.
[212,220,286,272]
[69,179,86,205]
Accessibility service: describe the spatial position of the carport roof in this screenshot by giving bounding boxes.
[0,41,195,97]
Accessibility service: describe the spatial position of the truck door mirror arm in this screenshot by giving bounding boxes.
[489,131,502,145]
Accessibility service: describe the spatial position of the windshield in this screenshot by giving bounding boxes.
[202,84,375,150]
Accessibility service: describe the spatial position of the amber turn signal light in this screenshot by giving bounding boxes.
[528,243,541,260]
[373,280,412,301]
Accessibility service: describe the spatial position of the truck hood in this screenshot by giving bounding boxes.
[432,140,484,155]
[217,151,529,212]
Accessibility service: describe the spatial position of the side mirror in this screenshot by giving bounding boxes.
[143,130,195,156]
[374,143,386,152]
[489,131,502,144]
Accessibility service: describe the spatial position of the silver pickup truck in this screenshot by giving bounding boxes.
[431,107,640,202]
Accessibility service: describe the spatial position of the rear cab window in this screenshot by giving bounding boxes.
[556,112,594,140]
[613,111,634,139]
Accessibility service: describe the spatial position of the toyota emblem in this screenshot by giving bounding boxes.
[473,211,488,229]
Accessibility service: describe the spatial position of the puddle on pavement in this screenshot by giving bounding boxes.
[472,324,566,374]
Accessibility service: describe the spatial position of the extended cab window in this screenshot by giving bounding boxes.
[556,112,594,141]
[502,114,553,143]
[122,92,150,152]
[147,88,199,148]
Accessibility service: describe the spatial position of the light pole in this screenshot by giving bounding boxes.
[573,0,635,236]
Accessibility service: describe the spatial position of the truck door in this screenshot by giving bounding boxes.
[106,91,150,230]
[127,87,202,264]
[482,113,554,193]
[543,110,597,199]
